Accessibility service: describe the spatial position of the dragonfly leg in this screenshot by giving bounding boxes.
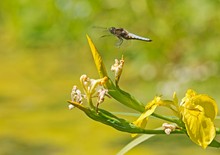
[116,37,123,47]
[100,34,112,38]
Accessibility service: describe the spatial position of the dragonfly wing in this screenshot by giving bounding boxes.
[128,33,152,42]
[100,34,112,38]
[92,26,108,30]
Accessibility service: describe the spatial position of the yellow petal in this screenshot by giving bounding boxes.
[86,35,108,78]
[180,89,218,148]
[133,97,161,128]
[191,95,218,121]
[181,105,216,148]
[182,89,218,121]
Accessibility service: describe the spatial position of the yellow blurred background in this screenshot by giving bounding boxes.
[0,0,220,154]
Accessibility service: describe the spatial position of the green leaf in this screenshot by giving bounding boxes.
[209,139,220,148]
[116,134,157,155]
[68,101,184,134]
[68,100,147,133]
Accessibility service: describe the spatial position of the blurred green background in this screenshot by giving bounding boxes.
[0,0,220,154]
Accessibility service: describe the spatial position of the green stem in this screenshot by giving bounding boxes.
[151,113,183,127]
[135,129,185,134]
[216,127,220,134]
[87,95,95,109]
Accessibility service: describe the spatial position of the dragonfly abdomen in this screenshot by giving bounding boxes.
[126,33,152,42]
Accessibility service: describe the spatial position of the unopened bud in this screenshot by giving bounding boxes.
[162,123,176,135]
[68,104,74,110]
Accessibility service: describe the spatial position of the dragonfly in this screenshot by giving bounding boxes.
[99,26,152,46]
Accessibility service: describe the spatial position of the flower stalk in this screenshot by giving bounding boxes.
[68,35,220,149]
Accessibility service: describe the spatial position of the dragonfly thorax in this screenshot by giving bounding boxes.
[108,27,128,38]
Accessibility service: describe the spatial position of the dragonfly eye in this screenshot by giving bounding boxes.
[109,27,116,34]
[109,27,115,31]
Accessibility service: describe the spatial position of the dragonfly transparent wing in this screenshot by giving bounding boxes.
[92,26,114,40]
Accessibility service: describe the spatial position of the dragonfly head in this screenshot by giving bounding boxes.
[108,27,116,34]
